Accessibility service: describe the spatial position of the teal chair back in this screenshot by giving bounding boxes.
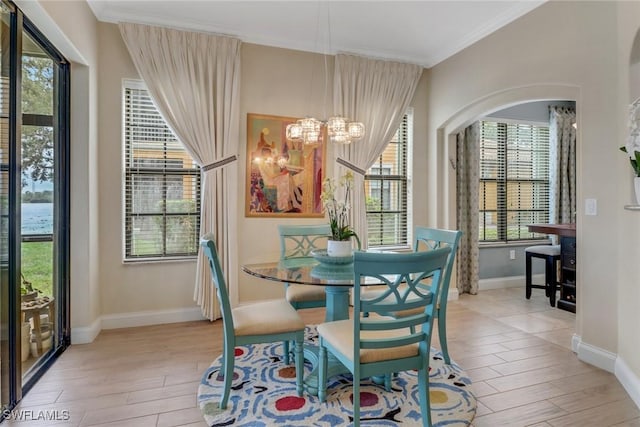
[200,233,305,408]
[414,226,462,364]
[318,247,451,426]
[200,234,234,336]
[278,224,331,260]
[352,248,451,353]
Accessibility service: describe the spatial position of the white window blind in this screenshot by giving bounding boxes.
[123,83,200,260]
[479,121,550,242]
[365,113,410,247]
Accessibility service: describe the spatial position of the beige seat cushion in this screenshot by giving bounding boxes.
[233,299,305,336]
[317,319,418,364]
[525,244,560,256]
[286,284,326,303]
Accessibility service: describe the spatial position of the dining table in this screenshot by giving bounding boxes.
[242,254,428,396]
[242,255,386,323]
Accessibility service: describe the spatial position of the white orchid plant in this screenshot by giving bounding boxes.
[320,171,360,245]
[621,101,640,176]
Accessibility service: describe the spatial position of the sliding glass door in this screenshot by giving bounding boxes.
[0,0,69,413]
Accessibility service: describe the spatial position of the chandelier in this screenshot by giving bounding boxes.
[285,3,365,146]
[286,116,365,145]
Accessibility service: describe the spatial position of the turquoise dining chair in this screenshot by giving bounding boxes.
[317,247,451,427]
[278,224,331,311]
[413,227,462,365]
[200,234,305,409]
[278,224,331,360]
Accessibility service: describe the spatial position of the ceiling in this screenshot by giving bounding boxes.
[87,0,546,68]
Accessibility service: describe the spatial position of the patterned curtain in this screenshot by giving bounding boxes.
[549,106,577,224]
[455,123,480,295]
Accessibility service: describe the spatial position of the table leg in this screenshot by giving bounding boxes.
[303,286,350,395]
[323,285,350,322]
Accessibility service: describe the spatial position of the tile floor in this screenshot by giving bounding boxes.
[7,287,639,426]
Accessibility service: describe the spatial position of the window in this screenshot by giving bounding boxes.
[479,120,550,242]
[123,81,201,260]
[365,112,411,247]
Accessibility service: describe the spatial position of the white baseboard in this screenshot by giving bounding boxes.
[101,307,205,330]
[479,275,538,290]
[571,333,580,353]
[70,317,102,344]
[71,307,206,344]
[575,336,616,373]
[447,288,459,301]
[615,357,640,410]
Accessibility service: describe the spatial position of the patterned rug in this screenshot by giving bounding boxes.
[197,327,476,426]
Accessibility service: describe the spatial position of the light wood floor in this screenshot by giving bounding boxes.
[8,287,640,426]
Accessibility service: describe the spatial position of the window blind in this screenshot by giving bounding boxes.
[365,113,410,247]
[123,85,201,260]
[479,121,550,242]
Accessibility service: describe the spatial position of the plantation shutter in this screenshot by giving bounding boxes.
[479,121,550,242]
[123,83,201,260]
[365,114,409,247]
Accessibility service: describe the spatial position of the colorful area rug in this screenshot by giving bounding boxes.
[198,327,476,426]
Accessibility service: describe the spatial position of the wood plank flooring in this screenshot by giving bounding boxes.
[6,287,639,426]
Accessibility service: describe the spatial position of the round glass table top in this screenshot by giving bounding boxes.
[242,257,391,287]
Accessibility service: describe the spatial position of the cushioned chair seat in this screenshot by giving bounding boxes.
[233,299,306,336]
[286,284,327,303]
[317,319,417,364]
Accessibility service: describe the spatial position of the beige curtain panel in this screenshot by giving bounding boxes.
[119,23,242,320]
[333,54,423,249]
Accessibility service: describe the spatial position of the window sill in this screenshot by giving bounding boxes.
[123,256,197,265]
[479,239,551,249]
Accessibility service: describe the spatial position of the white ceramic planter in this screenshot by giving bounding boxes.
[635,176,640,205]
[327,240,352,257]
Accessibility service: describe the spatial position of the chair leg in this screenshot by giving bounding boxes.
[525,253,533,299]
[318,344,328,402]
[294,337,303,396]
[418,367,431,427]
[438,306,451,365]
[220,340,235,409]
[545,256,556,307]
[283,340,290,365]
[353,373,361,427]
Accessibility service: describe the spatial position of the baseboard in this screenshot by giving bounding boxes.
[571,333,580,353]
[447,288,459,301]
[70,317,102,344]
[479,275,539,290]
[615,357,640,410]
[71,307,206,344]
[101,307,205,330]
[575,336,616,373]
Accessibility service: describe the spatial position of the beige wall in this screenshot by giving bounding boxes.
[617,1,640,383]
[428,0,639,385]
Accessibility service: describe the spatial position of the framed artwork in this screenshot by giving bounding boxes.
[245,113,325,217]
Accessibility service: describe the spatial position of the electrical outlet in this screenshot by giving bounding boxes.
[585,198,597,216]
[509,249,516,260]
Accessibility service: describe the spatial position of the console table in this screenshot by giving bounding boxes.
[527,223,576,313]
